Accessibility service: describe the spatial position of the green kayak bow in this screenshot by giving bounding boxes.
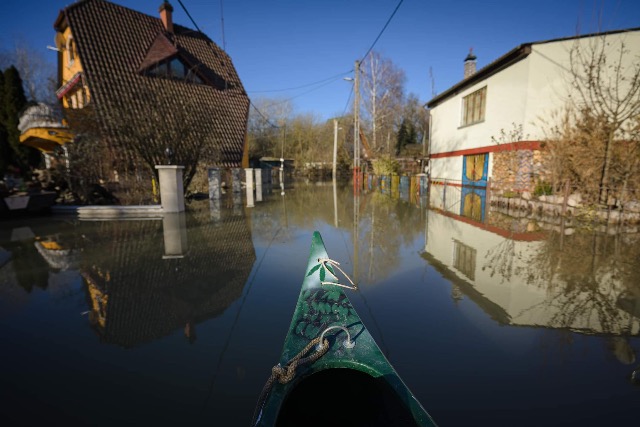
[252,231,437,426]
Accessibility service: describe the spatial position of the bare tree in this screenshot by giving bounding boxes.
[62,86,223,202]
[0,39,57,104]
[568,31,640,203]
[246,97,292,160]
[360,51,406,155]
[103,89,222,190]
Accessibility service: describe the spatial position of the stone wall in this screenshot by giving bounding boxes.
[491,149,551,194]
[490,194,640,225]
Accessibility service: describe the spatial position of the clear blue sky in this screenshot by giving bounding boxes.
[1,0,639,121]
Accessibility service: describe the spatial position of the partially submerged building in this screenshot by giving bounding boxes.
[51,0,249,190]
[426,28,640,194]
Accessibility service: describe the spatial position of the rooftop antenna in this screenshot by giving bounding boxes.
[220,0,226,50]
[429,66,436,98]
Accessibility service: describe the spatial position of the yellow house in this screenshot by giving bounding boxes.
[47,0,249,185]
[18,103,73,154]
[18,20,83,155]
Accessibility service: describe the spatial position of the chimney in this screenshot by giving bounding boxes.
[159,1,174,33]
[464,48,477,79]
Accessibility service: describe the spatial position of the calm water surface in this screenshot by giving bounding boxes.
[1,181,639,426]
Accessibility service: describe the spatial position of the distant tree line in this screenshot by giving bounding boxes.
[247,50,430,175]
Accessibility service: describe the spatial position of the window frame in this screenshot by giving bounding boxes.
[147,56,206,85]
[460,86,487,127]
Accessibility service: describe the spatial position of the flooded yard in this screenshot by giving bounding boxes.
[1,181,639,426]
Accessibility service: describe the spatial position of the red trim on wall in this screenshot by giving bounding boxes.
[430,140,542,159]
[432,207,546,242]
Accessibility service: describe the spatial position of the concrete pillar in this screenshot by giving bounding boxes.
[162,213,187,259]
[209,198,221,221]
[155,165,185,213]
[231,168,242,193]
[233,192,242,215]
[245,168,255,208]
[208,167,221,200]
[255,168,263,202]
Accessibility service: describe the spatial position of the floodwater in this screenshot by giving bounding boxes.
[1,180,638,426]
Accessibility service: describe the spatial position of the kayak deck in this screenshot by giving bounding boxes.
[253,231,436,426]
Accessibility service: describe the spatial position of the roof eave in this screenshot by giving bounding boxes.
[53,9,68,32]
[427,44,532,109]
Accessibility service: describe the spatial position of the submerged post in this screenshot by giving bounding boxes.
[245,168,255,208]
[155,165,185,213]
[255,168,263,202]
[208,167,221,200]
[232,168,242,193]
[162,213,188,259]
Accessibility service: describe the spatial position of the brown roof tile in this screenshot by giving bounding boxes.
[57,0,249,168]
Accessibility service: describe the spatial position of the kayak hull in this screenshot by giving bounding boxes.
[253,231,436,426]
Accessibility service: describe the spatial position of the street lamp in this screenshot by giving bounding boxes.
[344,60,361,183]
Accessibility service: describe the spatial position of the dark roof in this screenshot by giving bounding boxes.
[55,0,249,168]
[427,27,640,109]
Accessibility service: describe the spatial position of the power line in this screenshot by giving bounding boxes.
[265,75,348,106]
[176,0,203,33]
[249,101,280,128]
[341,84,354,118]
[360,0,404,63]
[248,70,353,93]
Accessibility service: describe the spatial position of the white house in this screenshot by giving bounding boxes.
[423,202,640,337]
[426,28,640,191]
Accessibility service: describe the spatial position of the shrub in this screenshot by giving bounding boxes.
[372,156,401,175]
[534,181,553,196]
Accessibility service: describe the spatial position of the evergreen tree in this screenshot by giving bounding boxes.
[396,118,417,155]
[2,66,38,175]
[396,119,407,155]
[0,71,9,176]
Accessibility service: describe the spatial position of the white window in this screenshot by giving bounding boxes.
[66,37,75,67]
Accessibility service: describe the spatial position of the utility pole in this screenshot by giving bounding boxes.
[353,60,361,181]
[333,119,338,182]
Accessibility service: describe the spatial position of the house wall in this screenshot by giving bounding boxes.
[56,27,89,110]
[425,208,640,335]
[429,58,531,182]
[429,30,640,184]
[523,30,640,138]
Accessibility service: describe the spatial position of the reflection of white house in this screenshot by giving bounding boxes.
[424,204,640,336]
[426,28,640,190]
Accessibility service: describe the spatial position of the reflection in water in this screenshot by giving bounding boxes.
[0,226,50,293]
[78,210,255,348]
[425,185,640,339]
[2,180,639,425]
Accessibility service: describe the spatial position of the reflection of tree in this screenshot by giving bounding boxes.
[358,192,425,284]
[521,228,639,335]
[3,240,49,293]
[483,237,517,284]
[250,182,428,285]
[478,211,640,337]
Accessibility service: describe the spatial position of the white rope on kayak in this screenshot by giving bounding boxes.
[317,257,358,290]
[319,325,355,350]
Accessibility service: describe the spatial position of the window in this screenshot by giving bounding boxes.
[65,86,89,110]
[66,37,75,66]
[147,56,204,84]
[461,86,486,126]
[452,240,476,281]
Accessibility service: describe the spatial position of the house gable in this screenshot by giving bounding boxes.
[55,0,249,168]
